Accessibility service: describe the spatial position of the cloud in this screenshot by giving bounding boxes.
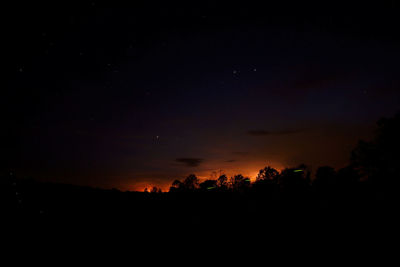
[225,159,236,162]
[247,129,302,136]
[232,151,248,156]
[175,158,204,167]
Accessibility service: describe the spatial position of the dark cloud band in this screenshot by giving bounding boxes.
[176,158,203,167]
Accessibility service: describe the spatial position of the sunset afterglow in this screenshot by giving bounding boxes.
[6,1,399,195]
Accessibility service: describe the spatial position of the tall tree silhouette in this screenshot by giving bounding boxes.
[351,113,400,189]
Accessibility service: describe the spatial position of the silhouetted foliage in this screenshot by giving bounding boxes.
[313,166,337,190]
[6,114,399,244]
[199,179,218,191]
[183,174,200,191]
[230,174,251,192]
[252,166,278,198]
[150,186,162,193]
[336,165,360,188]
[279,164,310,191]
[216,174,228,190]
[169,179,184,192]
[352,113,400,189]
[256,166,279,183]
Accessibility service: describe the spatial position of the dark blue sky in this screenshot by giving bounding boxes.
[3,1,400,190]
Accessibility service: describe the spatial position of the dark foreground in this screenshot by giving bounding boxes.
[2,176,396,251]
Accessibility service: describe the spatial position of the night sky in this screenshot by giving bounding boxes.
[3,1,400,191]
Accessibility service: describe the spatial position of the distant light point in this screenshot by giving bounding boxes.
[253,68,257,72]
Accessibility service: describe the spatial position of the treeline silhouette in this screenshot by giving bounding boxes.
[2,113,399,239]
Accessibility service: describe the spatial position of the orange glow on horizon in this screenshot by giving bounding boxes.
[128,162,286,192]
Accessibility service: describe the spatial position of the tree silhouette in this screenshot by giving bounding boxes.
[336,165,360,188]
[10,113,400,237]
[169,179,183,192]
[230,174,251,191]
[256,166,279,183]
[279,164,310,192]
[183,174,200,191]
[253,166,280,197]
[216,174,228,190]
[313,166,336,190]
[150,186,162,193]
[199,179,217,191]
[312,166,337,204]
[351,113,400,189]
